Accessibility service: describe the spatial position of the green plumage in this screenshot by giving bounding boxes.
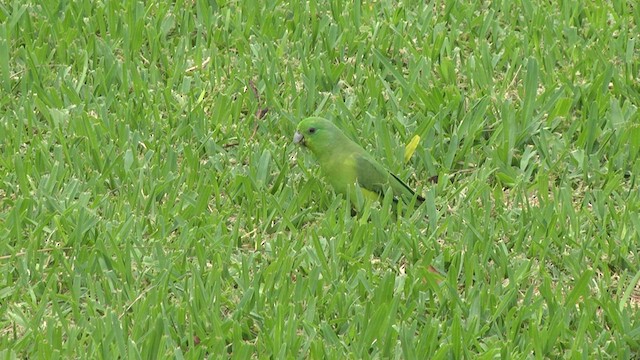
[294,117,424,206]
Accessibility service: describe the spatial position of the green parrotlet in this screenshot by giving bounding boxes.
[294,117,424,206]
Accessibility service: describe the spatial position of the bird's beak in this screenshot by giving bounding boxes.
[293,131,305,146]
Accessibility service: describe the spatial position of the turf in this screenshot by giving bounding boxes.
[1,0,639,358]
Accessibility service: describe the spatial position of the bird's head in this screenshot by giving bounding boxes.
[293,117,343,154]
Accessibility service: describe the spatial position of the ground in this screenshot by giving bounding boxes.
[0,0,639,358]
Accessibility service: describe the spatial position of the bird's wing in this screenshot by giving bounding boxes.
[355,154,424,203]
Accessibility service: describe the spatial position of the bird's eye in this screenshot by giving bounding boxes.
[308,128,316,134]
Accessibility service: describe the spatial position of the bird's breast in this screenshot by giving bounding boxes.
[320,155,359,195]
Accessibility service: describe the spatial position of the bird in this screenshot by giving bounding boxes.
[293,117,424,208]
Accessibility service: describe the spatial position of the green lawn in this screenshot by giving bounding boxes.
[1,0,639,358]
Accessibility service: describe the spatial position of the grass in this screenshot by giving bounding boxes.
[1,0,639,358]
